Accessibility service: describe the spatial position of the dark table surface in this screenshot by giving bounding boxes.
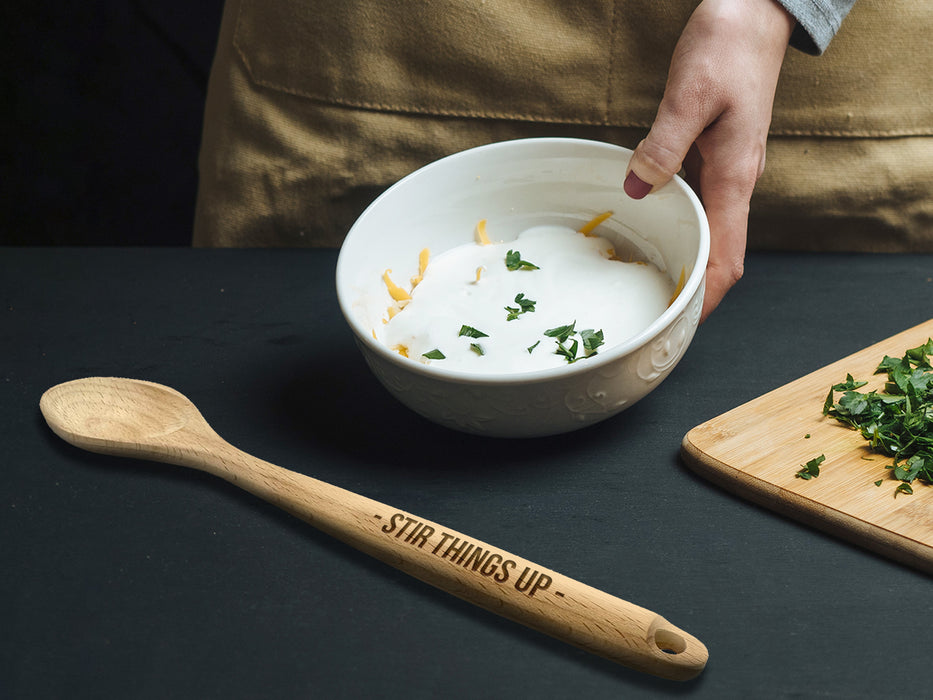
[3,247,931,699]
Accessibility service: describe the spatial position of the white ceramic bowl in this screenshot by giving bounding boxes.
[336,138,709,438]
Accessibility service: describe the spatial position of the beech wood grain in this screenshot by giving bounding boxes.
[40,376,707,681]
[682,319,933,574]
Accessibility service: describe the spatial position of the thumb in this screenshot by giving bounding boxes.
[624,109,702,200]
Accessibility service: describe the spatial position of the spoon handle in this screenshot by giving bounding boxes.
[185,437,707,680]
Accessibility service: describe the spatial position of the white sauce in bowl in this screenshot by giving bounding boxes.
[379,224,673,374]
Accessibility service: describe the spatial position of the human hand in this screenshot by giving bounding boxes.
[623,0,795,321]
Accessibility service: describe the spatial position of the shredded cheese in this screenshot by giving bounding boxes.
[577,211,613,237]
[475,219,492,246]
[668,266,686,306]
[383,269,411,302]
[382,269,412,327]
[474,266,484,282]
[410,247,431,287]
[420,248,430,275]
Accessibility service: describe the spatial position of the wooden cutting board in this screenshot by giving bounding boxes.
[681,319,933,574]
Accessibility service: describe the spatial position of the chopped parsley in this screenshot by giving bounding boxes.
[458,325,489,339]
[555,337,579,363]
[544,322,605,364]
[580,328,605,355]
[544,322,576,344]
[504,250,539,271]
[505,293,536,321]
[422,349,446,360]
[823,338,933,496]
[795,454,825,480]
[469,343,485,356]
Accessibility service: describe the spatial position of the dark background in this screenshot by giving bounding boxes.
[4,246,933,699]
[2,1,226,246]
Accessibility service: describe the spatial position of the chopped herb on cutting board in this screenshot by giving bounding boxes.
[821,338,933,497]
[795,454,825,480]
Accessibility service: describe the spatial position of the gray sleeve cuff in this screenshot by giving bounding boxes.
[775,0,858,55]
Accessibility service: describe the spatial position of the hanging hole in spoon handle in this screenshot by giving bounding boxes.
[651,620,689,655]
[38,377,708,681]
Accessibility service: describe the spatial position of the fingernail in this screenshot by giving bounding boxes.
[623,170,652,200]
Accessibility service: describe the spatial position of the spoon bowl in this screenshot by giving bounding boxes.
[40,376,708,681]
[43,379,196,446]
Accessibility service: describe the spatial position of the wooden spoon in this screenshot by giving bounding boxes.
[39,376,708,680]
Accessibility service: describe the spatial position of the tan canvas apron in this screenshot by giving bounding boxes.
[194,0,933,251]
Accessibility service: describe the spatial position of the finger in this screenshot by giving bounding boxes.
[701,234,746,323]
[624,129,692,201]
[624,84,717,200]
[694,157,756,322]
